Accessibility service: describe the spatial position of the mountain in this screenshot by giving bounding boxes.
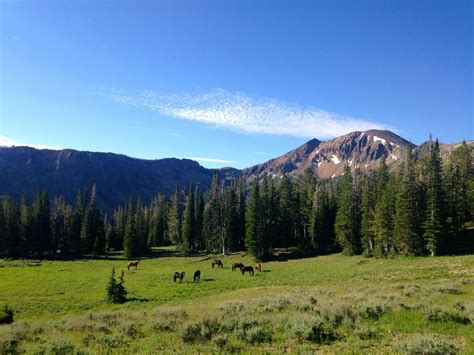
[0,147,213,212]
[242,129,415,179]
[1,130,471,210]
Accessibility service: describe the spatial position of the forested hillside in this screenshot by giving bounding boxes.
[1,139,472,259]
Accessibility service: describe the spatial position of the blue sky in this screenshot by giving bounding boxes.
[1,0,472,169]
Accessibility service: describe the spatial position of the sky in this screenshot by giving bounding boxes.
[1,0,472,169]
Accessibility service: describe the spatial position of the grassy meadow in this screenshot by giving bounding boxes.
[1,249,474,353]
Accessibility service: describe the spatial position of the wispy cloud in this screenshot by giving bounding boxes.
[103,88,391,139]
[186,156,235,165]
[255,151,266,156]
[0,135,62,150]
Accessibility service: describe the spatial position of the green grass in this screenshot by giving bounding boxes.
[1,249,473,353]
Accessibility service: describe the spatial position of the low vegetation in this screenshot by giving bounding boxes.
[1,250,473,353]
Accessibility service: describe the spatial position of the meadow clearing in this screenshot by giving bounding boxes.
[1,249,473,354]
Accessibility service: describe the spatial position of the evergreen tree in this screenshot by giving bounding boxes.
[106,267,127,304]
[335,164,360,255]
[360,173,375,256]
[423,139,446,256]
[182,185,196,253]
[19,194,31,257]
[393,148,423,255]
[245,180,264,259]
[370,177,396,256]
[123,197,138,258]
[167,186,182,245]
[194,187,204,251]
[2,197,20,257]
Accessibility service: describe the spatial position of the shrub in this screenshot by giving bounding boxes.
[182,318,220,343]
[219,302,244,314]
[0,339,19,354]
[0,305,14,325]
[32,339,75,355]
[397,334,458,355]
[240,326,272,344]
[424,307,471,325]
[358,303,390,320]
[290,318,338,344]
[354,323,379,340]
[213,334,228,349]
[120,323,142,339]
[322,304,357,327]
[96,334,127,349]
[106,267,127,304]
[151,319,176,332]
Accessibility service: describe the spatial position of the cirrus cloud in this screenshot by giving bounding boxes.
[103,88,392,139]
[0,135,62,150]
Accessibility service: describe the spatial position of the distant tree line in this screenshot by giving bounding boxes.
[0,140,472,260]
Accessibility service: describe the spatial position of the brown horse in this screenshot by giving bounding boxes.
[127,260,140,270]
[241,266,254,276]
[212,259,223,268]
[232,262,245,271]
[193,270,201,282]
[255,263,262,272]
[174,272,185,283]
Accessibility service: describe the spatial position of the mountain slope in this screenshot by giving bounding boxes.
[0,147,213,211]
[243,129,416,179]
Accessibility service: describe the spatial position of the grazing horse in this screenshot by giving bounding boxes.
[193,270,201,282]
[241,266,254,276]
[232,262,245,271]
[212,259,223,268]
[127,260,140,270]
[255,263,262,272]
[174,272,185,283]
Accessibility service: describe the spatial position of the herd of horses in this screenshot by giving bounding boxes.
[126,259,262,283]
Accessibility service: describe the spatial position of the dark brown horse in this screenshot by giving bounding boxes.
[193,270,201,282]
[127,260,140,270]
[174,271,185,283]
[232,262,245,271]
[212,259,223,268]
[255,263,262,272]
[241,266,254,276]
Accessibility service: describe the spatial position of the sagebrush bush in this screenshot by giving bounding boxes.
[0,305,14,325]
[358,303,390,320]
[397,334,458,355]
[424,307,471,325]
[182,318,220,343]
[151,319,176,332]
[96,334,127,349]
[32,339,75,355]
[354,323,379,340]
[289,318,338,344]
[240,326,272,344]
[0,338,19,354]
[120,323,142,339]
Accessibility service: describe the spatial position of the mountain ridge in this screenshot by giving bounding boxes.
[1,130,471,211]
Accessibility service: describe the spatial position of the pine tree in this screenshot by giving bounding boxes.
[245,180,264,259]
[2,197,20,257]
[194,187,204,251]
[182,185,196,253]
[423,139,446,256]
[370,177,396,256]
[106,267,127,304]
[360,173,375,256]
[167,186,182,245]
[335,164,360,255]
[394,148,423,255]
[18,194,31,257]
[123,197,138,258]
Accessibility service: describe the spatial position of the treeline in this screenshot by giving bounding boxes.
[0,140,472,260]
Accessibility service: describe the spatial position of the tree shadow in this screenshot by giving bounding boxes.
[126,297,150,303]
[203,278,215,282]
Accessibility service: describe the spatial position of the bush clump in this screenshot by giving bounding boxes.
[182,318,220,343]
[290,318,338,344]
[32,339,75,355]
[424,307,471,325]
[0,305,14,324]
[397,334,458,355]
[96,334,127,349]
[1,338,19,354]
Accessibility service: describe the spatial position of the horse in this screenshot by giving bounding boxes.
[193,270,201,282]
[241,266,254,276]
[255,263,262,272]
[127,260,140,270]
[174,271,185,283]
[212,259,223,268]
[232,262,245,271]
